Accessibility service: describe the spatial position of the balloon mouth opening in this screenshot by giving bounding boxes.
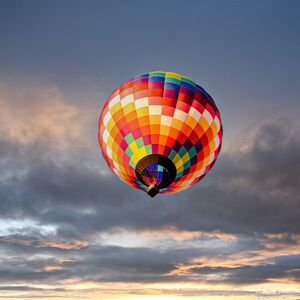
[135,154,177,197]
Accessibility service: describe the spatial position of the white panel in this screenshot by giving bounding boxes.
[102,129,109,143]
[113,168,119,175]
[121,94,134,107]
[182,179,194,186]
[135,97,148,109]
[193,168,205,179]
[189,106,201,122]
[174,109,187,121]
[106,148,112,159]
[208,153,215,164]
[214,116,221,130]
[203,109,213,124]
[113,161,120,171]
[108,95,120,109]
[161,115,172,126]
[149,105,162,115]
[103,112,112,126]
[214,135,220,149]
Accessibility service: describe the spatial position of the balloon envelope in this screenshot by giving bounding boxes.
[98,71,222,197]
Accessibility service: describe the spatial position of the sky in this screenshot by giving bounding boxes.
[0,0,300,299]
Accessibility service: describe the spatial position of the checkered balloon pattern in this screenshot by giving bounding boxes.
[98,71,222,195]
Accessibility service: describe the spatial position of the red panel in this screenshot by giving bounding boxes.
[162,106,175,117]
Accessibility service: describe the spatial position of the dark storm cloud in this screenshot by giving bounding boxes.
[0,119,299,236]
[181,120,300,234]
[0,241,202,283]
[191,255,300,284]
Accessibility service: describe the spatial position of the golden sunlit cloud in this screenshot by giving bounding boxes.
[0,236,88,250]
[140,226,237,241]
[0,83,94,148]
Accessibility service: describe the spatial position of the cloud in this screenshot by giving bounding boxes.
[0,81,299,296]
[0,82,299,240]
[0,235,88,250]
[0,83,79,146]
[1,118,298,236]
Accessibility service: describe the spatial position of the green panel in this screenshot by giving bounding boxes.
[124,132,134,144]
[145,145,152,155]
[136,137,144,148]
[178,146,187,158]
[183,160,191,170]
[129,160,136,168]
[150,71,165,77]
[176,171,183,178]
[188,146,197,158]
[165,77,181,85]
[125,147,133,157]
[168,149,178,160]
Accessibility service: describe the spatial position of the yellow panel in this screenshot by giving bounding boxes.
[166,72,181,80]
[123,103,135,115]
[202,156,209,168]
[182,152,190,164]
[160,125,170,135]
[129,141,139,153]
[171,119,183,131]
[199,117,209,131]
[130,152,140,165]
[112,151,119,163]
[208,139,216,151]
[107,136,114,149]
[138,147,147,158]
[136,107,149,117]
[176,164,184,174]
[149,115,161,124]
[106,119,115,132]
[210,121,218,135]
[185,115,197,129]
[110,102,122,115]
[112,110,124,121]
[172,153,180,164]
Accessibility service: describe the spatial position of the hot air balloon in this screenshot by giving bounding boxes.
[98,71,222,197]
